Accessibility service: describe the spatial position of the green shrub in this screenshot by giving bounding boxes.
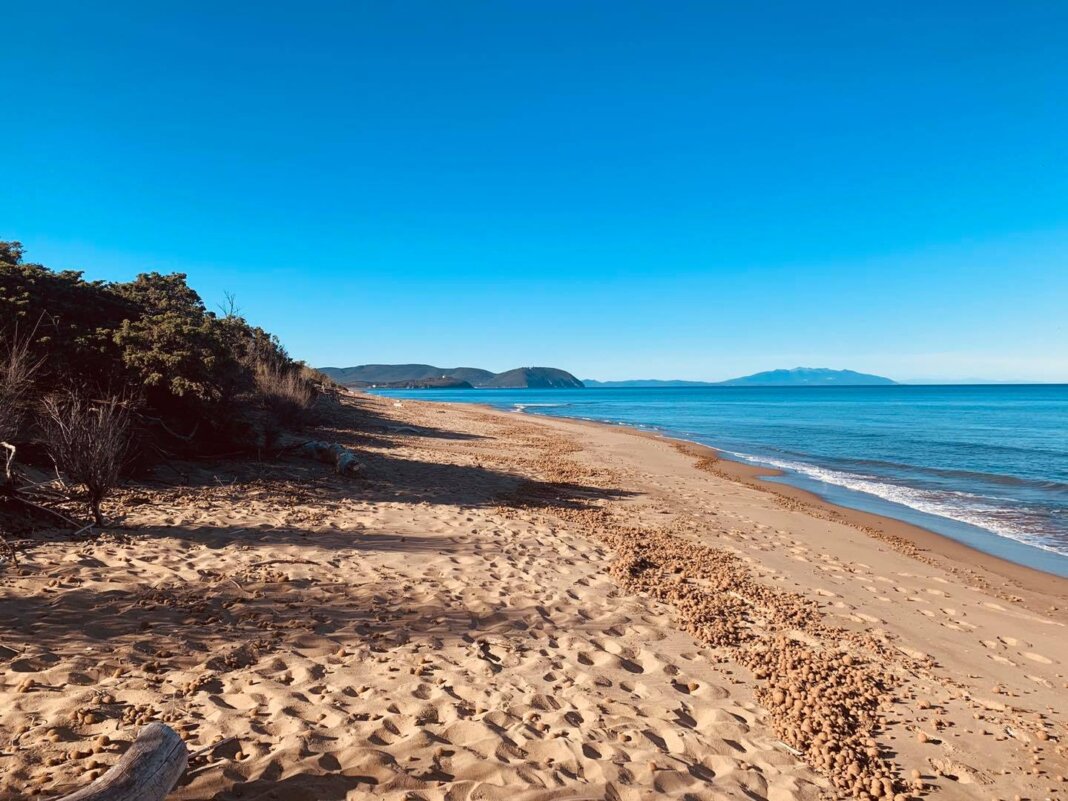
[0,240,319,459]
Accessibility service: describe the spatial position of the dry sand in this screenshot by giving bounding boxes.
[1,392,1065,801]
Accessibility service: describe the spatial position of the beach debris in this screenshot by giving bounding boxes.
[384,424,420,434]
[52,722,186,801]
[298,440,365,476]
[188,736,238,763]
[551,492,907,799]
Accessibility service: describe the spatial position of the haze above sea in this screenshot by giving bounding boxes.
[372,385,1068,577]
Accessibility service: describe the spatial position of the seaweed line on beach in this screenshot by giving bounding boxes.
[494,435,922,800]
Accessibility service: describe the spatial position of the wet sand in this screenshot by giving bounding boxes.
[0,392,1065,801]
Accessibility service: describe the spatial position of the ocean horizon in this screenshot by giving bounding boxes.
[373,384,1068,577]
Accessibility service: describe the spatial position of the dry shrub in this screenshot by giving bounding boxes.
[0,332,40,482]
[39,392,132,525]
[254,361,314,426]
[299,363,341,391]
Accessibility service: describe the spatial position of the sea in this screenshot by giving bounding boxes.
[371,385,1068,577]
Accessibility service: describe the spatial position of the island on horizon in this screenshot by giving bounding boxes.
[586,367,896,388]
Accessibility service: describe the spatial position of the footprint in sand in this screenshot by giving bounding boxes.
[1023,651,1053,664]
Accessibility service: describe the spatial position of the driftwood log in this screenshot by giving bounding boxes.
[298,440,364,476]
[56,723,187,801]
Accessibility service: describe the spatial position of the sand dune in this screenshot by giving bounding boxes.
[1,393,1065,800]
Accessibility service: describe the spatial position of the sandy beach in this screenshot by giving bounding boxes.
[1,391,1065,801]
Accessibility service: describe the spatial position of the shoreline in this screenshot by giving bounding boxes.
[420,395,1068,608]
[668,435,1068,604]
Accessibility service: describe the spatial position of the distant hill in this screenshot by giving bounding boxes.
[319,364,495,386]
[319,364,583,389]
[482,367,584,389]
[368,377,474,389]
[719,368,896,386]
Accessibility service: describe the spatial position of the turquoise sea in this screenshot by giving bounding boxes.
[372,385,1068,577]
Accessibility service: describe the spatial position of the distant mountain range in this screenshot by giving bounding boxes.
[319,364,584,389]
[585,368,896,387]
[322,364,894,390]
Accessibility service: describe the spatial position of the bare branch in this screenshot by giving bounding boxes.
[39,391,132,526]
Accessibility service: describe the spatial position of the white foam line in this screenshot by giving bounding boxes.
[723,450,1068,557]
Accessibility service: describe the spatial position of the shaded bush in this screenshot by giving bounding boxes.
[0,334,37,439]
[0,242,135,388]
[0,330,40,482]
[39,392,132,525]
[0,240,320,458]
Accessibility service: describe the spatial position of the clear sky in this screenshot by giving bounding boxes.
[3,1,1066,382]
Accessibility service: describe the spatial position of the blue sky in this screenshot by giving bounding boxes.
[3,1,1066,381]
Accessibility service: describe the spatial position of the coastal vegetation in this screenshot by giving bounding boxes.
[0,241,332,528]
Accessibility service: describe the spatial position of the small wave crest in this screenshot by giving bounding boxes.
[819,455,1068,494]
[512,403,570,413]
[725,451,1068,556]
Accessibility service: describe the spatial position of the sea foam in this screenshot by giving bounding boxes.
[726,450,1068,556]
